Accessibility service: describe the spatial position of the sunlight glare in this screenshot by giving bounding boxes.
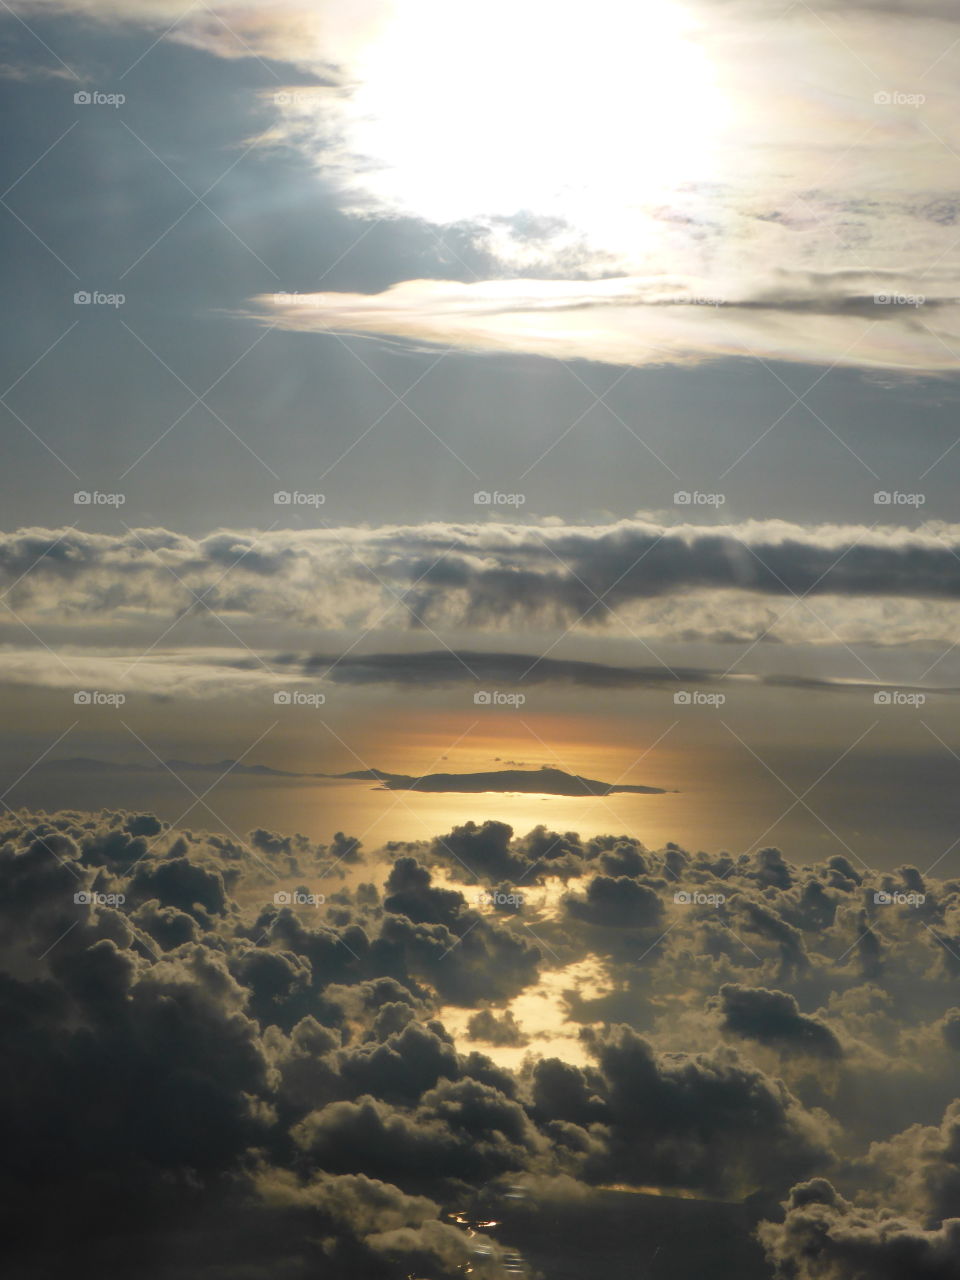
[313,0,728,262]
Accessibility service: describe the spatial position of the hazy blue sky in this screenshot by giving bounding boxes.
[4,0,960,870]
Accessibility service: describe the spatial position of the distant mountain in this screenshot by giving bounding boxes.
[40,759,669,796]
[365,766,668,796]
[43,756,310,778]
[165,758,306,777]
[43,757,158,774]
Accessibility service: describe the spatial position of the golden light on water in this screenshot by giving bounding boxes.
[439,955,614,1069]
[292,704,705,851]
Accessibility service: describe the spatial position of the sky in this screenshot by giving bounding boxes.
[4,2,960,1278]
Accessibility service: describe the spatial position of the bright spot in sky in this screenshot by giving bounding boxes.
[289,0,729,264]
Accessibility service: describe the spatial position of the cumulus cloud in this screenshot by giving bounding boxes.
[466,1007,530,1047]
[6,806,960,1274]
[714,983,844,1060]
[759,1178,960,1279]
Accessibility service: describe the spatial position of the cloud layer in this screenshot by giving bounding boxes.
[5,518,960,638]
[255,273,960,374]
[6,806,960,1274]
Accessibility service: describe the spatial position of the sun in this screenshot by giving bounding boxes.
[299,0,729,266]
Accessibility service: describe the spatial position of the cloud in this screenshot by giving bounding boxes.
[293,1080,544,1184]
[254,273,960,374]
[566,875,665,929]
[12,0,960,375]
[466,1007,530,1047]
[575,1024,833,1196]
[6,520,960,674]
[714,983,844,1059]
[7,806,960,1272]
[759,1178,960,1279]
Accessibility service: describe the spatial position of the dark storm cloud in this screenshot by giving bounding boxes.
[566,875,664,929]
[568,1024,832,1196]
[373,907,542,1006]
[0,810,546,1277]
[384,856,465,928]
[467,1007,530,1047]
[714,984,843,1059]
[293,1078,545,1184]
[430,820,530,882]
